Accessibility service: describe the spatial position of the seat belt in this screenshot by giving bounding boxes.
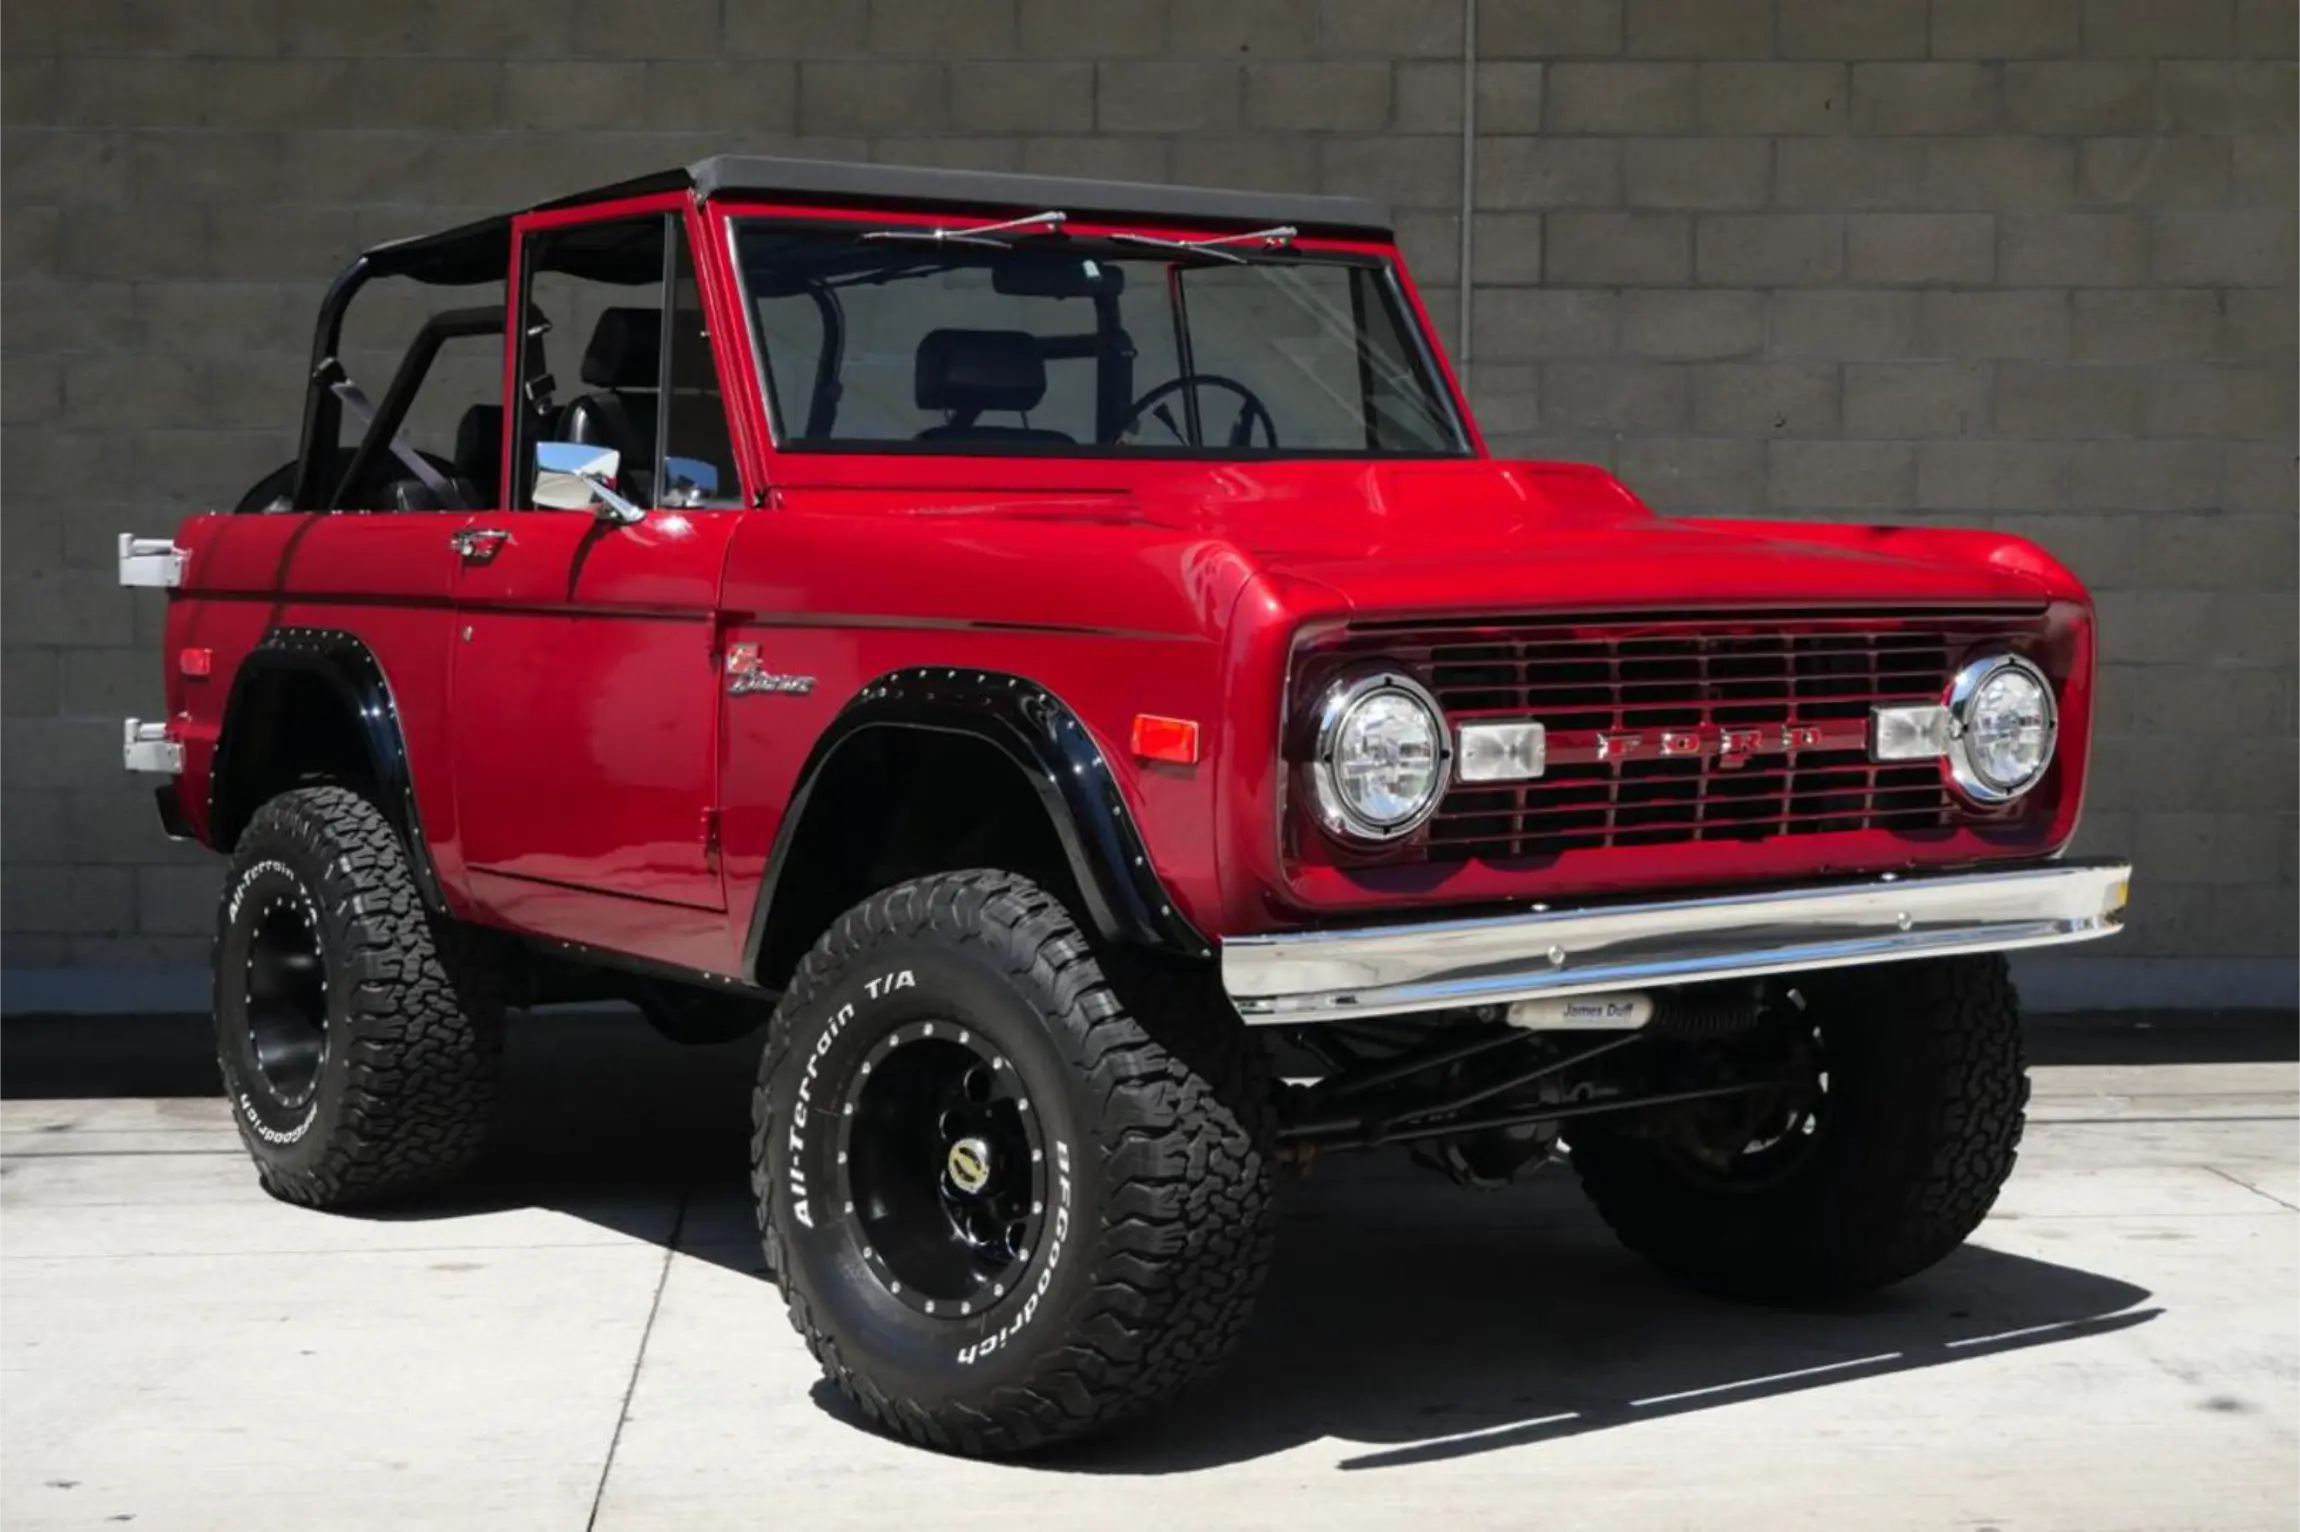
[325,368,466,509]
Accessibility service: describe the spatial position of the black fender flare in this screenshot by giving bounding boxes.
[210,627,447,911]
[742,667,1212,980]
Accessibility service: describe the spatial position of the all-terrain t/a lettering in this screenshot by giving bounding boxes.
[786,1000,857,1230]
[863,971,915,1000]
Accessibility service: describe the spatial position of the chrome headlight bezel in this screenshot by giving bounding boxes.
[1944,653,2058,804]
[1310,671,1452,842]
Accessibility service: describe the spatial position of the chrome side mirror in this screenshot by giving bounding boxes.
[534,441,645,525]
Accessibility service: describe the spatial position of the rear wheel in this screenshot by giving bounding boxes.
[213,786,504,1207]
[753,870,1275,1455]
[1572,956,2027,1302]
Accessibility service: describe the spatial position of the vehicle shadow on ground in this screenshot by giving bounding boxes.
[386,1002,2180,1472]
[2,1006,2190,1472]
[1043,1207,2158,1474]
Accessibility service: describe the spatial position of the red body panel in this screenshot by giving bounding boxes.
[164,511,470,874]
[710,499,1253,962]
[157,188,2100,988]
[449,506,736,914]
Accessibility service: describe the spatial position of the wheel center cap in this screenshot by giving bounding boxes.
[945,1135,993,1195]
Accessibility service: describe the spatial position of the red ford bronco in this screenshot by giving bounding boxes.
[123,157,2130,1454]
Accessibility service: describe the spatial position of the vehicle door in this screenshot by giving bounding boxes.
[447,206,745,914]
[181,272,518,870]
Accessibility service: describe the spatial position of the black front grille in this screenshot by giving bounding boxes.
[1323,610,2039,862]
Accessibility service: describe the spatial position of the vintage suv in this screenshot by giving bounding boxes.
[122,157,2130,1454]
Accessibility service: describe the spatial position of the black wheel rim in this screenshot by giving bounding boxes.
[1660,1021,1829,1191]
[242,891,328,1108]
[838,1021,1047,1319]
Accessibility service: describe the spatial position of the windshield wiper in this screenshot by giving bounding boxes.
[860,209,1067,248]
[1107,225,1299,264]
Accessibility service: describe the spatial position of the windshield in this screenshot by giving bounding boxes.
[733,221,1468,458]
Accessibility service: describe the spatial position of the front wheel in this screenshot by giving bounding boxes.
[1572,955,2028,1302]
[753,871,1275,1455]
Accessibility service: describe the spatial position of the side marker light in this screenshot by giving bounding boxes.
[1131,714,1200,765]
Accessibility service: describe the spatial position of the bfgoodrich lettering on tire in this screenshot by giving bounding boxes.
[753,870,1275,1455]
[213,786,504,1208]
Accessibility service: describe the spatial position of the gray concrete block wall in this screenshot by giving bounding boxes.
[1,0,2292,1000]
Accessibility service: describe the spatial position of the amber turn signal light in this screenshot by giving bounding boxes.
[1131,714,1200,765]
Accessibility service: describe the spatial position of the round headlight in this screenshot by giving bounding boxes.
[1947,654,2057,803]
[1311,673,1451,840]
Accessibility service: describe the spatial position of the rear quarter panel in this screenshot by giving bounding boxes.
[164,510,469,891]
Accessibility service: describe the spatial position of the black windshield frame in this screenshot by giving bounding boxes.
[729,218,1474,462]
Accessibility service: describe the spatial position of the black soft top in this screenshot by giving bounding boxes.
[365,155,1395,285]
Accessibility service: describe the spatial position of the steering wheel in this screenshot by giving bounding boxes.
[1117,374,1279,450]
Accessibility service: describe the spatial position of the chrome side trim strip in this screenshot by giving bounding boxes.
[1222,861,2131,1023]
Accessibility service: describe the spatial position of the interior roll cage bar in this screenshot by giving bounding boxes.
[316,305,504,512]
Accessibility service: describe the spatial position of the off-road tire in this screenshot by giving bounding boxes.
[1572,955,2027,1302]
[752,870,1275,1455]
[213,786,504,1207]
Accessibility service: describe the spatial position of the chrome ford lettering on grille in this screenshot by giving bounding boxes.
[1586,720,1848,768]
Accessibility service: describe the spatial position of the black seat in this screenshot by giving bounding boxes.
[914,329,1073,444]
[559,308,662,499]
[454,404,504,506]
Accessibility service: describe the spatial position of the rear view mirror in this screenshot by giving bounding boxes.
[535,440,644,524]
[992,255,1124,300]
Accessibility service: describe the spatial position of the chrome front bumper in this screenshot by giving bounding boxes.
[1222,861,2131,1023]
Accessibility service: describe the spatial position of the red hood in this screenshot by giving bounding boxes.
[1121,459,2068,614]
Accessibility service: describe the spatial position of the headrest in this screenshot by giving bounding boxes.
[581,308,662,390]
[454,404,504,503]
[454,403,503,468]
[915,329,1045,415]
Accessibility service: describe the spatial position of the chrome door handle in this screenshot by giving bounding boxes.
[450,528,512,560]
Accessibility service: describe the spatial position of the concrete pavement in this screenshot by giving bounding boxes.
[4,1012,2294,1531]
